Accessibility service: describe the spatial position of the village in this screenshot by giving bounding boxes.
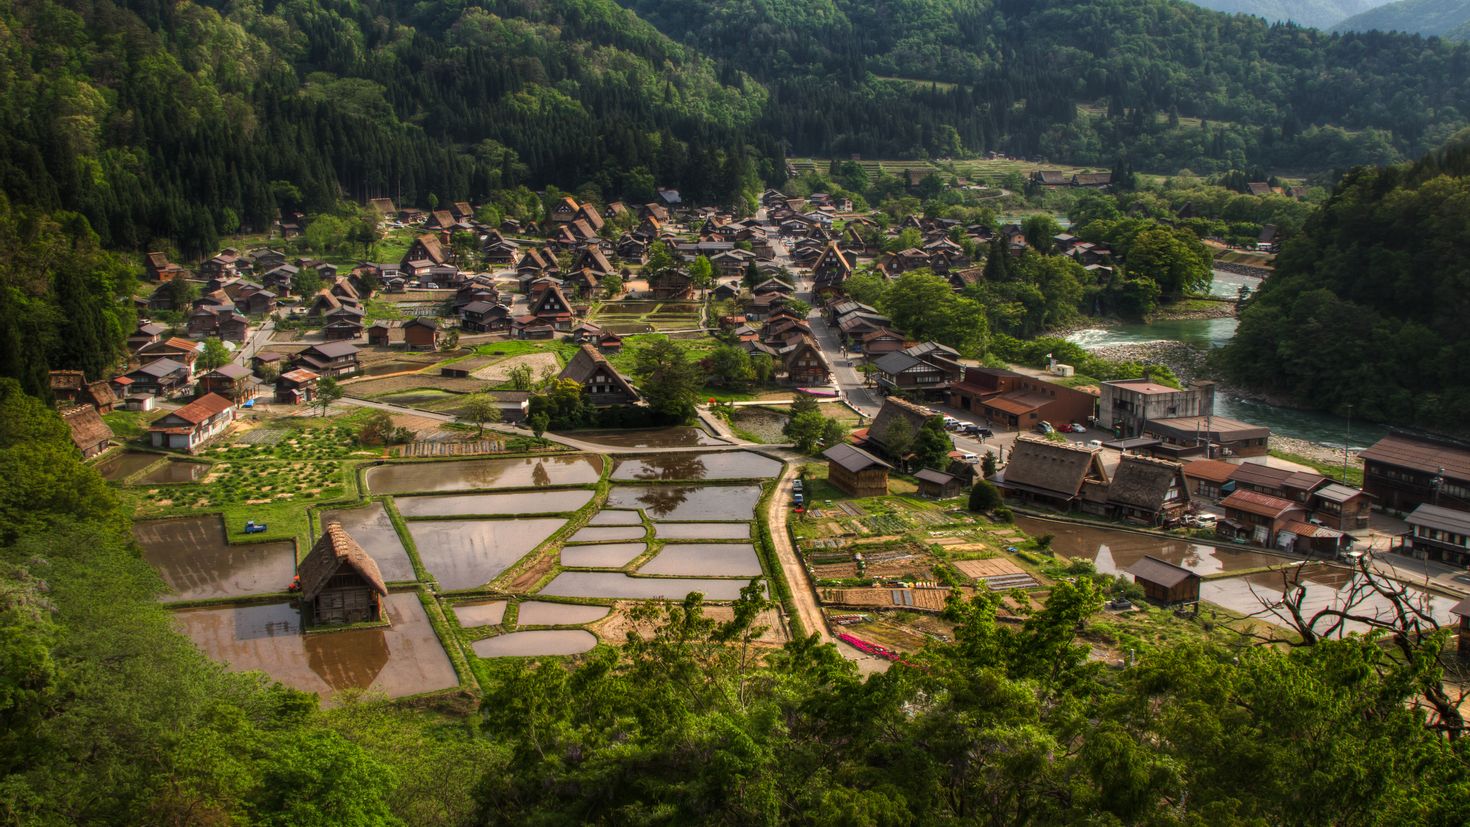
[48,179,1470,699]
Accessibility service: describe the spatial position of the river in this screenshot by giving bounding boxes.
[1066,270,1386,449]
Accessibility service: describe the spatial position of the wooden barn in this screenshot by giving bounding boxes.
[298,522,389,626]
[915,468,963,499]
[822,443,892,497]
[1126,556,1200,607]
[1106,455,1191,525]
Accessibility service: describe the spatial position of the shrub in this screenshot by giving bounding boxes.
[967,480,1002,513]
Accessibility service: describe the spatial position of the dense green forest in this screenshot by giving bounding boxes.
[4,377,1469,823]
[618,0,1470,169]
[1336,0,1470,39]
[1219,135,1470,432]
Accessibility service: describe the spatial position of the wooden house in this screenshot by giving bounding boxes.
[999,435,1110,511]
[557,344,638,406]
[62,405,113,459]
[1106,455,1191,525]
[823,443,891,497]
[1452,597,1470,658]
[197,364,257,403]
[125,358,193,398]
[866,397,939,465]
[1309,483,1373,531]
[147,393,236,453]
[1359,433,1470,513]
[367,321,392,347]
[1401,504,1470,567]
[1219,489,1307,547]
[275,368,320,404]
[529,283,575,329]
[298,522,389,625]
[1180,459,1237,500]
[779,339,829,386]
[50,371,119,413]
[402,318,440,351]
[290,342,361,378]
[915,468,962,499]
[461,301,512,332]
[1126,556,1200,606]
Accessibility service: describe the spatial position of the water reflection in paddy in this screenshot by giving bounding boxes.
[406,518,565,590]
[134,516,296,602]
[173,593,458,702]
[453,600,507,627]
[516,601,609,626]
[472,629,597,657]
[539,572,755,600]
[567,525,647,543]
[1200,563,1459,635]
[96,451,161,481]
[321,503,416,581]
[562,543,645,568]
[365,455,603,494]
[639,543,762,577]
[606,484,763,520]
[587,509,643,526]
[611,451,781,482]
[1016,516,1283,576]
[655,522,752,540]
[136,460,211,484]
[395,489,592,517]
[563,427,727,448]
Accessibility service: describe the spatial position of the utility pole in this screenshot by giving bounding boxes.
[1341,404,1352,485]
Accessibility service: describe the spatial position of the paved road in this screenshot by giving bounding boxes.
[234,317,275,366]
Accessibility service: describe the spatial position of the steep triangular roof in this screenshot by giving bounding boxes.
[557,344,638,399]
[1003,435,1109,499]
[530,283,573,317]
[298,522,388,601]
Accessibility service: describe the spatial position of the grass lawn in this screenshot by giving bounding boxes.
[1270,449,1362,487]
[365,298,409,321]
[473,340,578,362]
[102,408,164,441]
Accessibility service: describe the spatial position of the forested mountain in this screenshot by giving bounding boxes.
[1219,133,1470,432]
[0,0,778,257]
[619,0,1470,172]
[1335,0,1470,39]
[1185,0,1388,28]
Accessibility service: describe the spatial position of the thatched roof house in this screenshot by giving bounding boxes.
[62,405,113,459]
[999,435,1108,509]
[557,344,638,406]
[299,522,389,625]
[1106,455,1190,524]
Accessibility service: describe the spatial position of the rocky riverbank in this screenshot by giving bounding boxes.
[1148,300,1238,321]
[1088,341,1209,383]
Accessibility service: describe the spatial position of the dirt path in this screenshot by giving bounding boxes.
[767,462,830,644]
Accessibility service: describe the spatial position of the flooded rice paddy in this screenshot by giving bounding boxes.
[471,629,597,657]
[320,503,417,582]
[136,460,211,483]
[96,451,161,481]
[134,516,296,602]
[639,543,762,577]
[562,543,646,568]
[515,601,610,626]
[563,427,727,448]
[406,518,566,590]
[654,522,752,540]
[394,489,592,517]
[1200,564,1458,634]
[587,509,644,526]
[605,484,763,520]
[174,592,458,701]
[365,455,602,494]
[567,525,647,543]
[611,450,781,482]
[453,600,507,627]
[539,572,754,601]
[1017,516,1283,576]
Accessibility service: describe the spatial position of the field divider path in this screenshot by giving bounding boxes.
[767,462,830,646]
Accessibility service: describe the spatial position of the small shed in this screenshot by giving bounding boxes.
[298,522,389,625]
[367,321,392,347]
[914,468,962,499]
[402,317,440,351]
[1126,555,1200,606]
[822,443,891,497]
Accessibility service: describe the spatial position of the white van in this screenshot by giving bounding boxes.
[959,451,979,463]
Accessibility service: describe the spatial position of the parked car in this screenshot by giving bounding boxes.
[1087,439,1104,449]
[959,451,979,463]
[1067,423,1087,433]
[792,479,803,492]
[1034,421,1055,435]
[961,424,994,439]
[942,416,962,430]
[793,492,804,505]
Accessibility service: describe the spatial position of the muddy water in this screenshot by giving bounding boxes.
[134,516,296,602]
[360,360,426,377]
[453,600,507,627]
[96,451,160,481]
[567,525,647,543]
[539,572,755,600]
[1016,516,1283,576]
[395,489,593,517]
[173,592,458,701]
[472,629,597,657]
[515,601,610,626]
[639,543,762,577]
[137,460,211,484]
[562,543,645,568]
[1200,564,1459,635]
[320,503,417,582]
[406,518,565,590]
[611,451,781,482]
[588,509,643,526]
[365,455,603,494]
[655,523,752,540]
[563,427,726,448]
[606,484,763,520]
